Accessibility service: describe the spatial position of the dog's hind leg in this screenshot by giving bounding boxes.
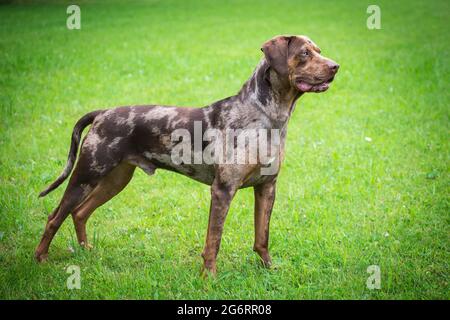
[35,181,93,262]
[35,147,122,262]
[71,162,135,249]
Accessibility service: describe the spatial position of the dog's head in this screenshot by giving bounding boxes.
[261,35,339,93]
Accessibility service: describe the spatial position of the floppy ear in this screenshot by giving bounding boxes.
[261,35,292,76]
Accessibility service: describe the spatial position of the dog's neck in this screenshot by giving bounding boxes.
[238,58,302,127]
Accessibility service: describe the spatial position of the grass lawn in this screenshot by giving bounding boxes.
[0,0,448,299]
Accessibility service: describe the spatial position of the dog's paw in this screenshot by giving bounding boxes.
[254,248,272,268]
[35,252,48,263]
[260,258,272,269]
[80,242,93,250]
[200,264,217,279]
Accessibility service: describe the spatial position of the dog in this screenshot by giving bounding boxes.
[36,35,339,276]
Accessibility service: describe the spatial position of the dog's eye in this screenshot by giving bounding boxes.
[302,51,309,57]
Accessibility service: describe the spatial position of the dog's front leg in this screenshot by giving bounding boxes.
[201,180,237,277]
[253,180,276,268]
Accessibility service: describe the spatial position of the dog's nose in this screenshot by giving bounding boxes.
[328,62,339,73]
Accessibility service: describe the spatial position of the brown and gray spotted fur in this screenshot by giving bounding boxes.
[36,35,339,276]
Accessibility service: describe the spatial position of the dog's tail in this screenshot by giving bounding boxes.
[38,110,103,198]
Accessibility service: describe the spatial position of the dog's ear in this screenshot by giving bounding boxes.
[261,35,293,76]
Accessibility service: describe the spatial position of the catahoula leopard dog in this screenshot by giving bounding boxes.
[36,35,339,276]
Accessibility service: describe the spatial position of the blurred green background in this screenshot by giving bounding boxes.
[0,0,448,299]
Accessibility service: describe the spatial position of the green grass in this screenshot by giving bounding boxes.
[0,0,448,299]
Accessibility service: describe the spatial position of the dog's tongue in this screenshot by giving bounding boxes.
[297,82,313,92]
[297,81,330,93]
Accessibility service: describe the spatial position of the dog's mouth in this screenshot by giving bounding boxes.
[296,76,335,93]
